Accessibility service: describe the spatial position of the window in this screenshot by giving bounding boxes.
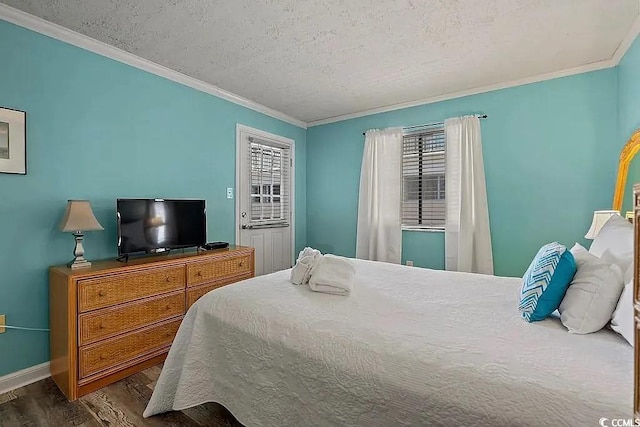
[404,175,445,201]
[251,184,281,203]
[249,142,289,222]
[402,127,445,229]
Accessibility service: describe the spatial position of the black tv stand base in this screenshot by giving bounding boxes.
[117,249,177,263]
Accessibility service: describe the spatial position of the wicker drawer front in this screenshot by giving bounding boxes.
[79,318,181,379]
[78,266,185,312]
[78,291,185,346]
[187,273,252,308]
[187,254,251,286]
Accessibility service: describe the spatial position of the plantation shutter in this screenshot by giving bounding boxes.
[248,138,290,225]
[402,127,446,228]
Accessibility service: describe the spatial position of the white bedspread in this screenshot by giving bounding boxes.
[144,259,632,426]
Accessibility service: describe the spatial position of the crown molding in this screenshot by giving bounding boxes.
[307,59,615,127]
[2,3,639,130]
[612,8,640,64]
[0,4,307,129]
[309,8,640,127]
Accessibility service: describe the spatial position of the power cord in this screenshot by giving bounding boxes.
[3,325,50,332]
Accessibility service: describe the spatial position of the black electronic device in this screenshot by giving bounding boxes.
[117,198,207,257]
[201,241,229,250]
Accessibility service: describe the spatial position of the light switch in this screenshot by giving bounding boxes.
[226,187,234,199]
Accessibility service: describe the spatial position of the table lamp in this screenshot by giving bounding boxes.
[584,210,620,239]
[59,200,104,269]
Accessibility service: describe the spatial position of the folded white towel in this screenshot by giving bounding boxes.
[290,253,321,285]
[296,247,322,263]
[308,254,355,296]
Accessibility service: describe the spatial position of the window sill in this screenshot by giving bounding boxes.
[402,227,445,233]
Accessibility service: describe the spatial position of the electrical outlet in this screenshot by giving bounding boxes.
[406,260,414,267]
[0,315,5,334]
[226,187,234,199]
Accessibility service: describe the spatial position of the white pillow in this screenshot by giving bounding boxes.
[559,244,624,334]
[569,243,592,267]
[588,214,633,271]
[611,277,634,346]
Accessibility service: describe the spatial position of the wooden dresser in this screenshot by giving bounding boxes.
[49,246,255,400]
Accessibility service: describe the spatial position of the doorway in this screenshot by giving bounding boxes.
[236,124,295,276]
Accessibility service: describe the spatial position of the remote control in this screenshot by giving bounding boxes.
[202,241,229,250]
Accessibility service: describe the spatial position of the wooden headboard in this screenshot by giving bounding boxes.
[614,131,640,211]
[634,183,640,419]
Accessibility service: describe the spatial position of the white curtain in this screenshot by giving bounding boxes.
[356,128,403,263]
[444,116,494,274]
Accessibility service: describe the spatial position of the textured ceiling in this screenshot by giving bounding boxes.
[2,0,638,123]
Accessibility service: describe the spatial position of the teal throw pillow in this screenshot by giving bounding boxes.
[519,242,577,322]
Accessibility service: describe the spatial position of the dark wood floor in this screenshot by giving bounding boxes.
[0,364,243,427]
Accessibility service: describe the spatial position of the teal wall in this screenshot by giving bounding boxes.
[0,16,634,379]
[618,35,640,213]
[307,69,619,277]
[0,20,306,377]
[400,231,445,270]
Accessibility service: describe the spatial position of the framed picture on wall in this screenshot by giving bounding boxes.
[0,107,26,175]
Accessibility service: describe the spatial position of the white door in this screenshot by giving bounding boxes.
[236,125,294,276]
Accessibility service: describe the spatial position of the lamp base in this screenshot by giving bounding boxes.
[68,232,92,269]
[68,258,92,269]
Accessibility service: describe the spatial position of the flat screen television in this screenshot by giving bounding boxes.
[117,198,206,256]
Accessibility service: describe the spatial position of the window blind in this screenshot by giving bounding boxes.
[249,140,290,224]
[402,127,445,228]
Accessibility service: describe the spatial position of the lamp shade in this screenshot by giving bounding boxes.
[584,210,620,239]
[59,200,104,232]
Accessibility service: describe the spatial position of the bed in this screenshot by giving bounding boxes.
[144,258,632,426]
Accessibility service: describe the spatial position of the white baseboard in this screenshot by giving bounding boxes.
[0,362,51,395]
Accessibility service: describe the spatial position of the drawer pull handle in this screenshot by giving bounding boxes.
[165,332,172,338]
[165,277,171,283]
[99,353,107,360]
[165,304,172,311]
[98,290,106,297]
[99,323,105,330]
[238,262,243,267]
[197,271,202,277]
